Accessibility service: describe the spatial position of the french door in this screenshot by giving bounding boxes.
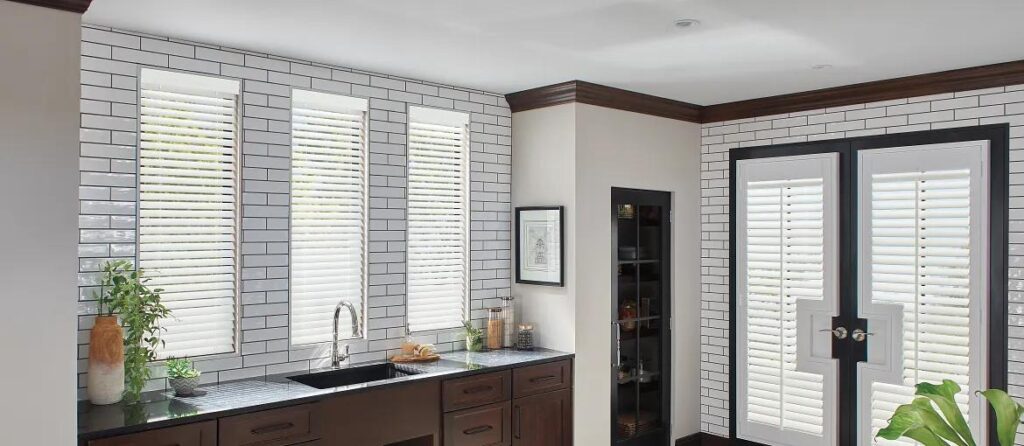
[729,126,1008,446]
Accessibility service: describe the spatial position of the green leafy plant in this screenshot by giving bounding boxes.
[876,379,1024,446]
[462,320,484,352]
[95,260,171,403]
[165,358,200,380]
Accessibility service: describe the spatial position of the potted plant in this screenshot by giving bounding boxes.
[87,260,171,405]
[166,358,201,397]
[462,321,484,352]
[877,379,1024,446]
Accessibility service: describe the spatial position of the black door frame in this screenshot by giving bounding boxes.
[611,187,673,446]
[727,124,1009,446]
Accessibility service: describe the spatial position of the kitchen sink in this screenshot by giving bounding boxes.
[288,363,419,389]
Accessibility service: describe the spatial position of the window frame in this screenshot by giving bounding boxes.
[287,88,370,347]
[727,124,1009,446]
[405,105,472,333]
[136,67,243,360]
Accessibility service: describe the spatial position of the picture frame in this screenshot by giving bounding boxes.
[515,206,565,286]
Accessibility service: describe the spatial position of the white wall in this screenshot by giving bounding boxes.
[512,103,702,445]
[0,2,81,444]
[512,104,577,353]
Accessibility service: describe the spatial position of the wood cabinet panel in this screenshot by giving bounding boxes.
[218,404,319,446]
[321,380,441,446]
[442,371,511,412]
[511,360,571,399]
[512,389,571,446]
[443,401,511,446]
[87,421,216,446]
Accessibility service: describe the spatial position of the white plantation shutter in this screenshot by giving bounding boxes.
[138,69,240,358]
[736,154,838,446]
[858,143,989,446]
[406,107,470,332]
[289,90,369,346]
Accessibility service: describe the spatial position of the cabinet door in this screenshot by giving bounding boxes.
[87,421,216,446]
[512,389,571,446]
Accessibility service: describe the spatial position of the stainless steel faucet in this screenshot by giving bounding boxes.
[332,300,362,368]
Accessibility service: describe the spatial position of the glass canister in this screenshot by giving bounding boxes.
[516,323,534,351]
[487,308,504,350]
[501,296,516,347]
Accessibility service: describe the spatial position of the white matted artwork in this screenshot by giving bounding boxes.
[515,206,564,286]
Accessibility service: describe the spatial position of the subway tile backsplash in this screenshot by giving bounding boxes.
[76,24,512,397]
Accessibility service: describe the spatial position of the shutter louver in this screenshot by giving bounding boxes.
[289,90,368,346]
[138,69,240,358]
[868,169,974,444]
[745,178,826,435]
[406,107,470,332]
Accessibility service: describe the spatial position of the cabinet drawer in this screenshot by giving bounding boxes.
[512,360,571,398]
[219,404,320,446]
[444,401,511,446]
[88,421,216,446]
[443,370,511,412]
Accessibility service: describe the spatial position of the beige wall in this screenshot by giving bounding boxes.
[512,103,702,445]
[512,104,577,353]
[0,2,81,444]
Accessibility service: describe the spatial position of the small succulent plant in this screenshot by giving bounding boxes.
[165,357,200,380]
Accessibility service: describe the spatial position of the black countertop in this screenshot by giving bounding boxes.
[78,348,572,440]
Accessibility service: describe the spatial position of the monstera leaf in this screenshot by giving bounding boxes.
[876,380,1024,446]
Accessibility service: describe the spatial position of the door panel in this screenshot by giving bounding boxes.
[736,153,840,446]
[857,142,991,445]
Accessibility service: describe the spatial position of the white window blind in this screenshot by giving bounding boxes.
[859,143,989,446]
[289,90,369,346]
[406,107,470,332]
[736,154,838,446]
[138,69,240,358]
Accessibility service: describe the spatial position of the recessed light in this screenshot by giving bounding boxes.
[674,19,701,29]
[811,64,833,70]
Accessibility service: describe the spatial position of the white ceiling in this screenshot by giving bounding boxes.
[84,0,1024,105]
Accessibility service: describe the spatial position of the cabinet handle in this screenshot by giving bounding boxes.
[514,405,522,439]
[250,422,295,435]
[529,374,557,383]
[463,385,493,394]
[462,425,494,435]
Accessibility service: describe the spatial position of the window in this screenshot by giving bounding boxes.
[406,107,471,332]
[735,153,839,446]
[289,90,369,346]
[138,69,240,358]
[858,142,990,445]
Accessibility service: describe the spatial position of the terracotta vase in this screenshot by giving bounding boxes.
[87,315,124,405]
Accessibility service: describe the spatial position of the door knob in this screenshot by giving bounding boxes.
[852,328,874,342]
[819,327,848,339]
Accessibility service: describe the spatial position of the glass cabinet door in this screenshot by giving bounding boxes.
[613,190,670,445]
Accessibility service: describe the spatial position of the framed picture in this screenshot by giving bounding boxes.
[515,206,564,286]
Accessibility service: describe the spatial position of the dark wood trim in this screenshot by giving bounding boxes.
[701,60,1024,122]
[506,59,1024,124]
[7,0,93,13]
[700,433,732,446]
[674,432,703,446]
[505,80,703,123]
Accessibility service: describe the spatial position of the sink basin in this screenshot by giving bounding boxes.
[288,363,419,389]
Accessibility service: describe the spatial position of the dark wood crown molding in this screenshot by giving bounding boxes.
[506,80,703,123]
[506,59,1024,124]
[8,0,92,13]
[701,59,1024,123]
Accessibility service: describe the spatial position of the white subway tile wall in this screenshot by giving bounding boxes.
[77,24,512,397]
[700,85,1024,439]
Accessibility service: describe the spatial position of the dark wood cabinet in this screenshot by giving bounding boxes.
[321,380,441,446]
[443,401,511,446]
[87,421,216,446]
[219,404,320,446]
[83,358,571,446]
[512,389,572,446]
